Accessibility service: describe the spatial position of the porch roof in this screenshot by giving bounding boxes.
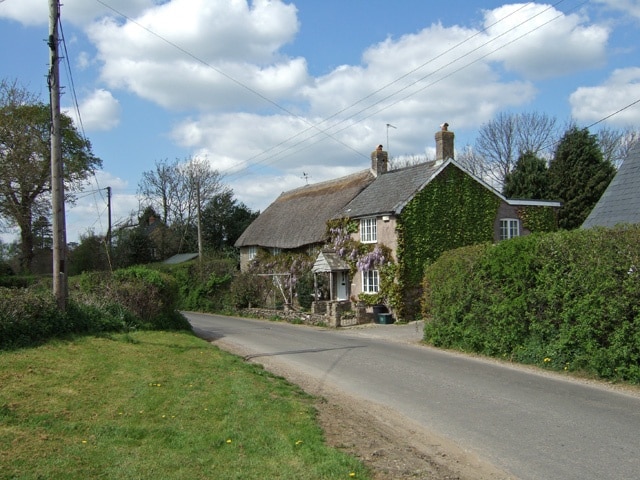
[312,250,350,273]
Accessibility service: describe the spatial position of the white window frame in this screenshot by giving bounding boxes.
[362,270,379,293]
[360,217,377,243]
[248,246,257,260]
[500,218,520,241]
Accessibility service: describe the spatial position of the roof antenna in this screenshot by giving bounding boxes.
[386,123,397,156]
[302,172,310,185]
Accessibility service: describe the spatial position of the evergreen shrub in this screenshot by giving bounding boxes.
[422,225,640,383]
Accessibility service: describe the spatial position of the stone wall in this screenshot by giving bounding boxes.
[242,300,374,328]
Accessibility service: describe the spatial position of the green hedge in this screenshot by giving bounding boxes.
[1,266,191,350]
[422,225,640,383]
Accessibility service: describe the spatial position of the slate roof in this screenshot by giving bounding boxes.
[163,253,199,264]
[337,161,444,218]
[582,143,640,229]
[235,169,374,249]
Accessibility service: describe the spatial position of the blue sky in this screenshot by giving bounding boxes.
[1,0,639,243]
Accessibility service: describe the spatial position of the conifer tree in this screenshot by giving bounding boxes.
[548,127,615,230]
[503,151,549,199]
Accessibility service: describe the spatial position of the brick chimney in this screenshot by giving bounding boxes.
[371,144,388,176]
[435,122,454,164]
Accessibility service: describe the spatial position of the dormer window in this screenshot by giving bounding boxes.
[360,217,377,243]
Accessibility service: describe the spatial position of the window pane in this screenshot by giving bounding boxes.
[362,270,379,293]
[360,217,377,243]
[499,219,519,240]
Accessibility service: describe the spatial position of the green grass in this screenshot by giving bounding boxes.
[0,331,368,479]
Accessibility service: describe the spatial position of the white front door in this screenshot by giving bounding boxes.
[336,271,348,301]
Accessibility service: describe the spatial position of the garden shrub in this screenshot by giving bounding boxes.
[71,266,190,331]
[0,287,65,349]
[157,257,237,312]
[421,225,640,383]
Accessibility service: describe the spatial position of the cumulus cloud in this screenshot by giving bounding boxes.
[482,3,609,79]
[0,0,154,26]
[569,67,640,125]
[2,1,627,226]
[64,89,121,131]
[86,0,304,111]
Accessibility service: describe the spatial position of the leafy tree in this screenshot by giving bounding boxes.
[201,191,259,252]
[68,231,110,275]
[32,215,53,251]
[110,207,184,268]
[548,127,616,230]
[475,111,559,187]
[0,80,101,272]
[502,151,549,199]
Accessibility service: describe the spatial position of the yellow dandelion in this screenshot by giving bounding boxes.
[349,473,356,477]
[295,440,303,446]
[226,439,232,444]
[82,440,87,444]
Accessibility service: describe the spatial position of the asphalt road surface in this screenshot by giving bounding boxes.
[185,312,640,480]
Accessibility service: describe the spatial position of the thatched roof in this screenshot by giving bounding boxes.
[235,170,374,249]
[583,143,640,229]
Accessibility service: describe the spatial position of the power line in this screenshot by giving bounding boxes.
[93,0,569,180]
[91,0,634,186]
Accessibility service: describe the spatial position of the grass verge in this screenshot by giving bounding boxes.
[0,331,368,479]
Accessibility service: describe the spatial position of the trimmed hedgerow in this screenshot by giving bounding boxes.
[422,225,640,383]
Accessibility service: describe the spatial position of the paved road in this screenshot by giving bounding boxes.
[185,312,640,480]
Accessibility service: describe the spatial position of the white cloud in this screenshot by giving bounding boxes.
[569,67,640,125]
[0,0,154,26]
[482,3,609,79]
[64,89,121,132]
[86,0,304,111]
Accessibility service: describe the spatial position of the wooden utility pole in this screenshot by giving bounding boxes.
[196,179,203,262]
[49,0,68,310]
[106,186,112,254]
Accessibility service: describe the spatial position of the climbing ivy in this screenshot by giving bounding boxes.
[398,165,501,284]
[397,165,501,318]
[517,206,558,233]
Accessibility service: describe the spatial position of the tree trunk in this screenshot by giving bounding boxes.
[19,216,34,273]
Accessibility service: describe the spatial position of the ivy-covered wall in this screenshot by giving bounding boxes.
[398,165,501,285]
[517,205,558,233]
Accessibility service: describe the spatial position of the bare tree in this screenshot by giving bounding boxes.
[455,144,490,180]
[183,156,228,259]
[475,112,559,187]
[137,158,181,224]
[598,126,640,169]
[138,155,227,256]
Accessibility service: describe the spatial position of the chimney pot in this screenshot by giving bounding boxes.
[371,146,388,176]
[435,124,454,162]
